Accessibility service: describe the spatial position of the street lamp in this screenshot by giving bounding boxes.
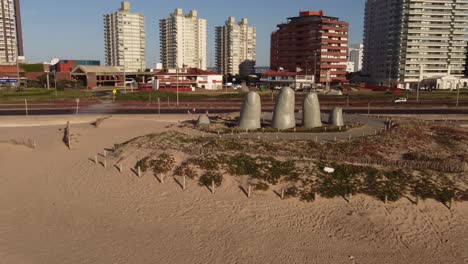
[54,67,57,97]
[416,64,423,103]
[176,66,179,107]
[456,83,460,107]
[313,50,318,86]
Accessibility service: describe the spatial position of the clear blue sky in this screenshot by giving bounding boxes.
[22,0,365,67]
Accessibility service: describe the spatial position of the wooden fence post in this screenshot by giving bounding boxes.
[248,185,251,198]
[138,166,141,177]
[66,121,71,150]
[183,176,186,190]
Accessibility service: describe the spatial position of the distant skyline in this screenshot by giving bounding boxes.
[21,0,365,67]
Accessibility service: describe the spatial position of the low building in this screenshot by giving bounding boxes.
[55,60,100,73]
[153,68,222,91]
[420,76,468,90]
[71,65,124,88]
[260,70,314,89]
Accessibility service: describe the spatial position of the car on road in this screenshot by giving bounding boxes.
[393,97,407,103]
[125,78,136,87]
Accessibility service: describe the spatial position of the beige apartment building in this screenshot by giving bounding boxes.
[363,0,468,89]
[0,0,23,64]
[103,1,146,72]
[215,17,256,76]
[159,9,207,70]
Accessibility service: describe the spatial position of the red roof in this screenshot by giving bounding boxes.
[300,10,324,17]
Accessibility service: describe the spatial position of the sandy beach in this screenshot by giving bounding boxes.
[0,114,467,264]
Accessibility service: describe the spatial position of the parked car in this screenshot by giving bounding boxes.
[393,97,407,103]
[125,78,136,87]
[233,85,242,89]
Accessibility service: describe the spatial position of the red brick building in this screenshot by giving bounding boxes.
[270,11,349,84]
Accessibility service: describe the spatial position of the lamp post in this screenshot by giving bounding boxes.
[313,50,318,87]
[54,68,57,97]
[123,61,127,94]
[456,83,460,107]
[416,64,423,103]
[176,67,179,107]
[15,43,19,88]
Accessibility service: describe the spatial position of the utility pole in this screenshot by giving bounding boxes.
[15,41,20,88]
[46,71,50,90]
[313,50,317,87]
[176,67,179,107]
[54,68,57,97]
[123,62,127,93]
[416,64,423,103]
[456,83,460,107]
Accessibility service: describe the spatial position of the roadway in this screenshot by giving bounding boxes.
[0,102,467,116]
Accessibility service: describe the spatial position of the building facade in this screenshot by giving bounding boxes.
[270,11,349,84]
[159,9,207,70]
[0,0,23,64]
[348,44,363,72]
[215,17,256,76]
[103,1,146,72]
[153,68,222,90]
[363,0,468,89]
[260,70,314,89]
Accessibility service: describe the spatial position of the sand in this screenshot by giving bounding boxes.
[0,114,467,264]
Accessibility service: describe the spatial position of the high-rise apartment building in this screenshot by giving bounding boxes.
[0,0,23,64]
[215,17,256,76]
[270,11,349,84]
[363,0,468,89]
[348,44,364,72]
[103,1,146,72]
[159,9,207,70]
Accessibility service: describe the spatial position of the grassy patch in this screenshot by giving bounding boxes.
[0,88,96,103]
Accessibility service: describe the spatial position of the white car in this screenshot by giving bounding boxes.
[393,97,407,103]
[233,85,242,89]
[125,78,136,86]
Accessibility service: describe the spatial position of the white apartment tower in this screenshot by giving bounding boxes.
[348,44,363,72]
[159,9,207,70]
[104,1,146,72]
[0,0,23,64]
[215,17,256,76]
[363,0,468,89]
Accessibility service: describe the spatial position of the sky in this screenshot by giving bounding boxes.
[21,0,366,67]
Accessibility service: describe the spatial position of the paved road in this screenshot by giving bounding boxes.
[1,106,467,116]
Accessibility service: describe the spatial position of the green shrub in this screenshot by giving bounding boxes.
[135,156,151,172]
[300,191,316,202]
[363,170,410,202]
[227,153,261,178]
[254,181,269,191]
[283,186,299,198]
[152,153,175,175]
[174,164,198,179]
[199,171,223,187]
[316,163,364,198]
